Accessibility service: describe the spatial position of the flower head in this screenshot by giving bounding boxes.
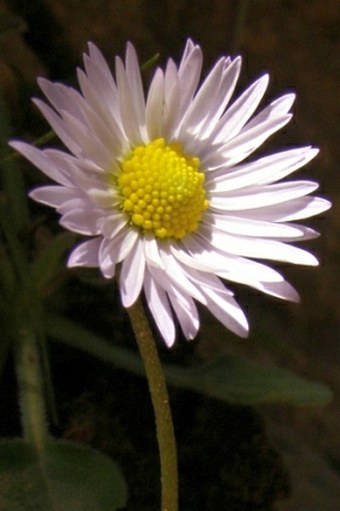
[11,40,331,345]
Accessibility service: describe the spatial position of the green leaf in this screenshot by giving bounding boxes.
[0,439,127,511]
[45,314,332,407]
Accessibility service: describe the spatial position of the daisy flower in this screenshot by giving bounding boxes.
[10,40,331,346]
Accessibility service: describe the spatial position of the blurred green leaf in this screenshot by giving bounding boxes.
[0,94,29,233]
[0,439,127,511]
[169,354,333,406]
[46,314,332,407]
[0,193,28,279]
[27,232,75,293]
[0,243,16,296]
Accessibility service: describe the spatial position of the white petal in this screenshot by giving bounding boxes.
[120,237,145,307]
[143,270,175,346]
[67,237,101,267]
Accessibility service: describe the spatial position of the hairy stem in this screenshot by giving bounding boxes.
[15,328,48,452]
[127,298,178,511]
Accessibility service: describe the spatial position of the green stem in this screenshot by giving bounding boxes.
[15,328,48,452]
[127,298,178,511]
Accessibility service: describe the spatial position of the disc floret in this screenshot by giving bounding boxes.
[117,138,208,239]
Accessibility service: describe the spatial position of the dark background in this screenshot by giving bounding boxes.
[0,1,339,509]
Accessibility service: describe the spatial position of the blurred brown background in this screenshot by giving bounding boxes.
[1,0,339,509]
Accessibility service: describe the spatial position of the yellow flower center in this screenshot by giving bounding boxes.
[117,138,209,239]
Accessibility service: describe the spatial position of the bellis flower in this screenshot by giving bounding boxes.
[10,40,331,346]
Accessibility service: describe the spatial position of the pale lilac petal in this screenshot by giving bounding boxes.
[54,109,112,168]
[173,236,298,300]
[211,74,269,143]
[210,181,319,211]
[199,226,319,265]
[202,288,249,338]
[77,68,128,155]
[29,186,77,207]
[207,147,319,190]
[232,196,331,222]
[192,57,242,139]
[115,56,144,144]
[99,228,138,267]
[144,235,165,269]
[176,42,203,119]
[9,141,73,186]
[145,68,164,140]
[167,288,199,340]
[86,188,120,209]
[243,93,295,132]
[101,213,128,239]
[178,267,249,337]
[158,246,206,302]
[67,237,101,267]
[60,208,103,235]
[32,99,83,157]
[178,57,227,135]
[204,212,318,240]
[207,114,292,167]
[38,78,87,123]
[120,237,145,307]
[162,59,181,139]
[144,270,175,346]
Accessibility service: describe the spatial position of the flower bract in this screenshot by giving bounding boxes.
[11,40,331,345]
